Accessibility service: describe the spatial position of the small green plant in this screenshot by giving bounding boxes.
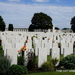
[41,61,54,72]
[21,66,28,74]
[27,52,36,70]
[27,59,35,70]
[0,46,3,50]
[51,58,58,66]
[58,43,61,48]
[0,50,4,56]
[17,56,24,65]
[0,56,11,75]
[8,65,28,75]
[51,58,58,71]
[31,36,37,41]
[17,45,27,66]
[60,55,75,69]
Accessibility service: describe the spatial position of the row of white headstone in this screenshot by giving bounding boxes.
[0,31,75,67]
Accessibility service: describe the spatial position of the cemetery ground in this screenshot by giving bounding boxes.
[25,54,75,75]
[1,32,75,75]
[0,50,75,75]
[0,49,72,75]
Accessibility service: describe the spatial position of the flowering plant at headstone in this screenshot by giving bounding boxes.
[17,38,28,65]
[17,50,20,52]
[17,45,27,65]
[58,43,61,48]
[21,46,27,51]
[48,38,50,40]
[17,46,26,56]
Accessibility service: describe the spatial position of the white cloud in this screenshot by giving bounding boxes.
[0,2,75,28]
[32,0,49,2]
[8,0,20,2]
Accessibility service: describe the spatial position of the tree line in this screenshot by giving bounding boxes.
[0,16,13,31]
[0,12,75,32]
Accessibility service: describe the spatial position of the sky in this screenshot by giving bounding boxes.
[0,0,75,29]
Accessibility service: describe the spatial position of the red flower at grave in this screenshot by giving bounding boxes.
[48,38,50,40]
[58,44,61,48]
[21,45,27,51]
[18,45,27,52]
[17,50,20,52]
[22,49,26,51]
[23,46,26,48]
[58,45,60,47]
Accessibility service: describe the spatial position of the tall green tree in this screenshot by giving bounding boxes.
[8,24,14,31]
[0,16,6,31]
[70,16,75,32]
[55,27,60,30]
[29,12,53,31]
[28,24,34,31]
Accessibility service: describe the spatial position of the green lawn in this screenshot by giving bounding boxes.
[60,54,63,61]
[23,72,75,75]
[35,55,63,64]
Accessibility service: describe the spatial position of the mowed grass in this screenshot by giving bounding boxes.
[35,55,63,64]
[24,72,75,75]
[35,55,51,66]
[25,51,63,75]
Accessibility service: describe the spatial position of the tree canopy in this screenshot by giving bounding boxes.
[62,28,70,30]
[29,12,53,31]
[70,16,75,32]
[55,27,60,30]
[8,24,14,31]
[0,16,6,31]
[28,24,34,31]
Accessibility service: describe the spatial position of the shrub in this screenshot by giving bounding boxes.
[41,61,54,72]
[0,46,3,50]
[21,66,28,74]
[27,59,35,70]
[17,56,24,65]
[60,55,75,69]
[51,58,58,66]
[27,52,36,70]
[0,49,4,56]
[51,58,58,71]
[8,65,28,75]
[0,56,11,75]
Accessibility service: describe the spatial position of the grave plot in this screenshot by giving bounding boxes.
[0,31,75,68]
